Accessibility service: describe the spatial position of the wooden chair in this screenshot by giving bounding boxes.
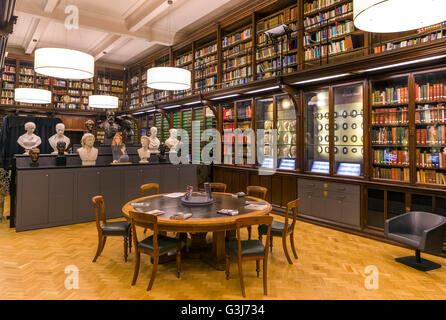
[246,186,268,240]
[258,199,299,264]
[92,195,131,263]
[130,210,182,291]
[140,183,160,233]
[209,182,227,193]
[225,215,273,297]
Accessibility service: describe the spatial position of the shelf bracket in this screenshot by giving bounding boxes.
[202,98,219,119]
[157,108,172,128]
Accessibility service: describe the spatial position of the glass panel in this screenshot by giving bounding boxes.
[277,94,296,170]
[334,84,363,176]
[305,89,329,173]
[205,107,217,129]
[256,97,274,167]
[235,100,253,165]
[367,189,384,229]
[371,77,409,182]
[387,191,406,220]
[435,197,446,217]
[222,103,235,164]
[192,107,204,162]
[154,114,162,141]
[182,109,192,156]
[414,71,446,185]
[411,194,432,212]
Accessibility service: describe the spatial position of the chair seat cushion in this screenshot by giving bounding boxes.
[226,240,265,257]
[101,221,130,236]
[387,232,422,249]
[138,235,182,253]
[258,221,292,237]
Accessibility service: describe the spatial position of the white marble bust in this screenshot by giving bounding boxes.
[49,123,70,155]
[165,128,179,153]
[17,122,42,155]
[138,136,151,163]
[148,127,160,154]
[78,133,98,166]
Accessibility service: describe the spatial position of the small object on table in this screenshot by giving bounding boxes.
[245,204,268,210]
[185,185,193,200]
[217,209,239,216]
[146,209,164,216]
[170,212,192,220]
[204,182,213,200]
[163,193,186,198]
[232,192,246,198]
[245,201,266,205]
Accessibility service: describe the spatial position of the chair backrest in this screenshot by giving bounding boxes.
[235,215,273,257]
[92,195,106,230]
[247,186,267,200]
[130,210,160,252]
[410,211,446,235]
[141,183,160,197]
[284,199,299,234]
[209,182,227,193]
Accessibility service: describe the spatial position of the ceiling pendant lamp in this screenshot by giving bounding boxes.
[14,88,51,104]
[353,0,446,33]
[147,67,191,91]
[34,48,94,79]
[88,95,118,109]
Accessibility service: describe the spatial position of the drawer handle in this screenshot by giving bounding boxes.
[336,196,346,200]
[337,187,346,191]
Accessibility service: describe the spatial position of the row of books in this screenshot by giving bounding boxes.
[2,74,15,82]
[257,13,284,34]
[53,79,66,87]
[0,98,14,105]
[111,80,123,87]
[2,82,14,89]
[2,65,15,73]
[195,76,217,89]
[303,0,348,15]
[373,30,443,54]
[304,3,353,29]
[373,167,410,181]
[97,84,111,91]
[416,104,446,124]
[416,126,446,145]
[98,77,110,84]
[223,42,253,59]
[304,20,354,46]
[222,66,252,81]
[195,55,217,68]
[19,75,33,83]
[1,90,13,98]
[196,44,218,58]
[372,149,409,166]
[416,149,446,168]
[415,83,446,101]
[371,107,409,125]
[372,87,408,105]
[222,78,252,88]
[195,65,217,80]
[82,82,94,89]
[304,36,357,60]
[175,53,192,66]
[223,55,252,70]
[20,67,34,75]
[223,28,251,48]
[417,169,446,185]
[372,127,409,145]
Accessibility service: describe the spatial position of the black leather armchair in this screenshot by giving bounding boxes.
[385,211,446,271]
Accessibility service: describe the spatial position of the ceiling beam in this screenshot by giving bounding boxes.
[126,0,169,32]
[15,0,156,42]
[91,34,130,61]
[43,0,59,13]
[24,19,49,54]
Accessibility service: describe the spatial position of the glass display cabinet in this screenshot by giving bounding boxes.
[222,102,235,164]
[333,83,364,177]
[256,97,274,168]
[277,94,297,170]
[154,113,163,141]
[305,88,330,174]
[371,76,409,182]
[235,99,253,165]
[192,107,205,162]
[414,70,446,185]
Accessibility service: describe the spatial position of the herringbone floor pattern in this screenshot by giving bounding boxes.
[1,206,446,299]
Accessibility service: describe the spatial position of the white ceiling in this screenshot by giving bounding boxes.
[7,0,248,66]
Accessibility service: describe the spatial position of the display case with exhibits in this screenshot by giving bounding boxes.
[235,99,253,165]
[333,83,364,177]
[256,97,274,165]
[305,88,329,174]
[277,95,296,170]
[371,76,409,182]
[222,102,235,164]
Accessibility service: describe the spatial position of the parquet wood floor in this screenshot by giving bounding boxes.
[1,211,446,299]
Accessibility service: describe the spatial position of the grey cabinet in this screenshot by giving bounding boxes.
[298,178,360,228]
[15,164,198,231]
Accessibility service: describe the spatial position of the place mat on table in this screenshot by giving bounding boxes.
[164,193,186,198]
[134,208,165,216]
[217,209,239,216]
[169,213,192,220]
[244,204,268,210]
[245,201,266,205]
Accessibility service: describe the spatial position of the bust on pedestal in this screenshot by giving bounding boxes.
[165,128,179,153]
[138,136,151,163]
[98,110,120,145]
[148,127,160,154]
[17,122,42,155]
[56,141,67,166]
[49,123,70,155]
[29,148,40,167]
[78,133,98,166]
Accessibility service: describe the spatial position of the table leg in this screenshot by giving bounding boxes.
[201,231,226,271]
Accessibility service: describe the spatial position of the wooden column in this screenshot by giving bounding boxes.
[297,0,304,70]
[192,41,196,93]
[252,12,257,81]
[217,24,222,89]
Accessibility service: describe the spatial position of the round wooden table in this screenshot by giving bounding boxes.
[122,192,272,270]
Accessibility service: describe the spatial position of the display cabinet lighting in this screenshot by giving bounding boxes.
[293,74,350,85]
[245,86,280,94]
[211,94,240,100]
[184,101,201,105]
[163,104,182,109]
[360,55,446,73]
